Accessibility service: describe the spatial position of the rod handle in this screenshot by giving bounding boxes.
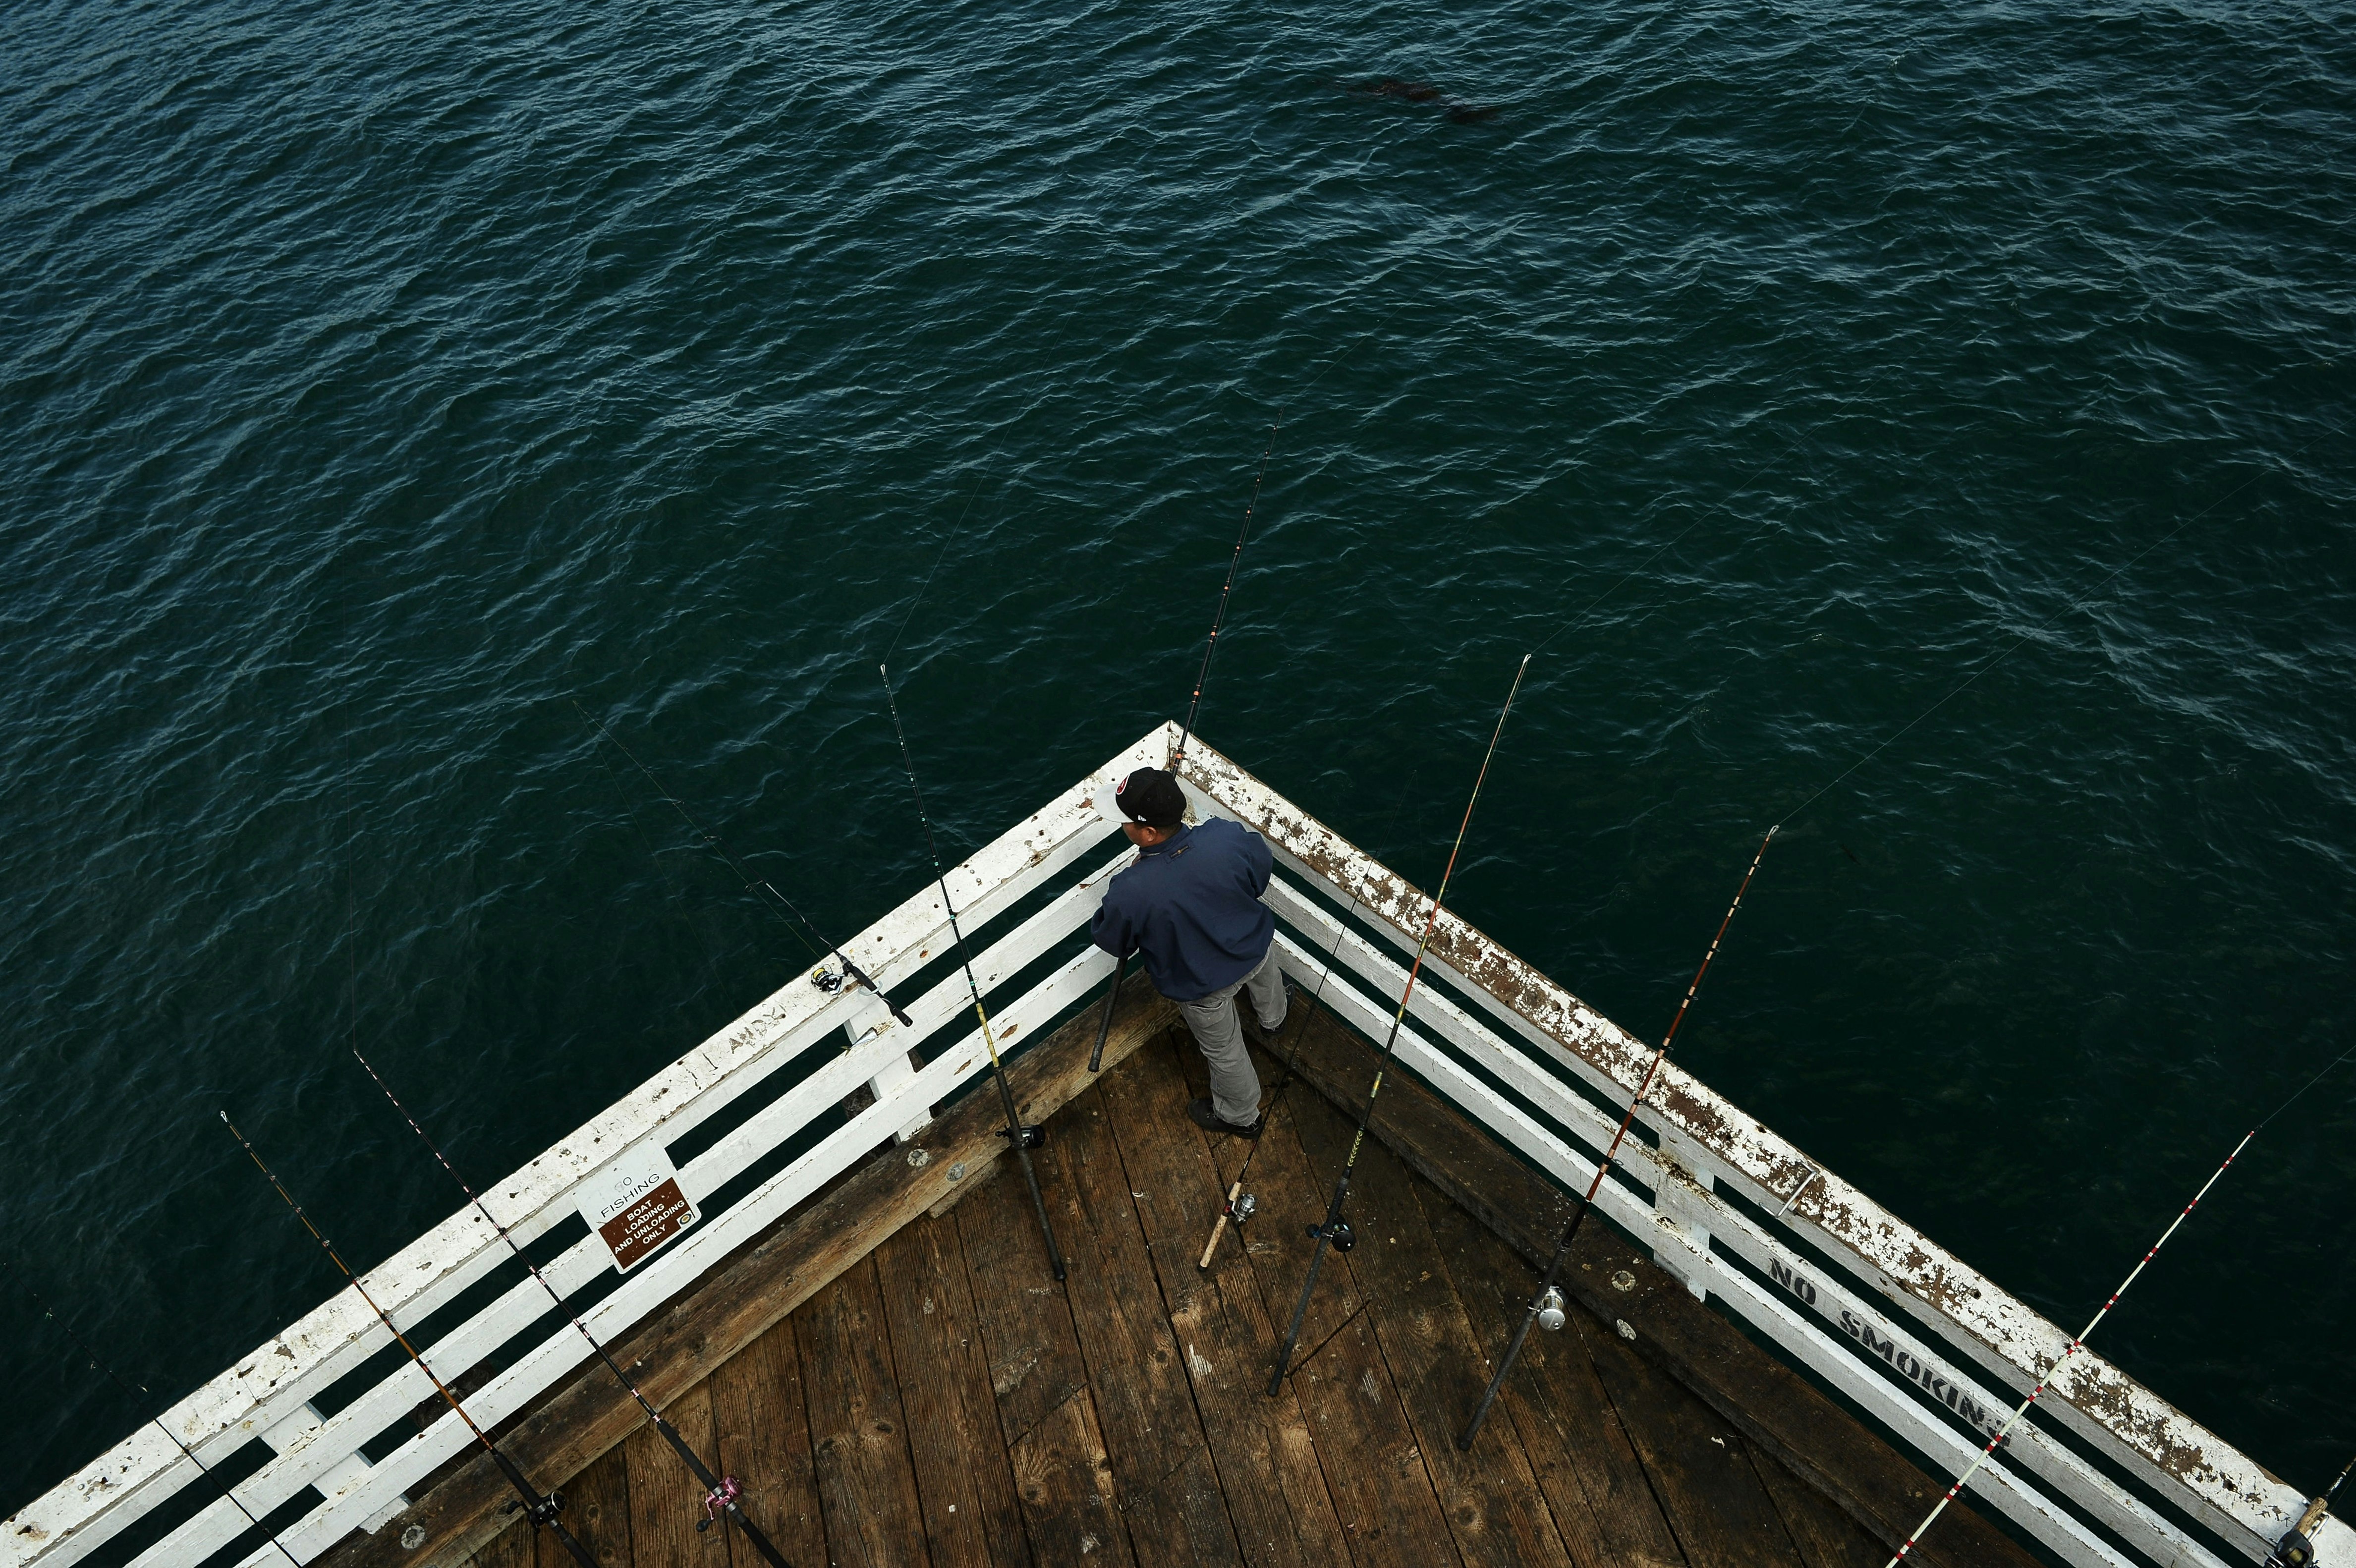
[1088,954,1127,1073]
[729,1504,793,1568]
[548,1519,600,1568]
[1198,1182,1241,1271]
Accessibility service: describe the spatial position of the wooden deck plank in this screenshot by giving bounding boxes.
[1170,1031,1365,1361]
[1750,1446,1891,1568]
[1327,1114,1578,1568]
[956,1146,1091,1450]
[561,1443,633,1568]
[1284,1307,1462,1568]
[798,1260,930,1568]
[469,1516,533,1568]
[623,1382,730,1568]
[329,978,1178,1568]
[1120,1448,1246,1568]
[1007,1390,1135,1567]
[1270,1006,2035,1568]
[873,1215,1034,1568]
[1094,1028,1353,1568]
[1418,1195,1686,1568]
[1046,1089,1242,1565]
[370,984,2060,1568]
[707,1320,829,1568]
[1582,1317,1809,1568]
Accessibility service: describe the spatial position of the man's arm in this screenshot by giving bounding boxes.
[1089,888,1136,957]
[1242,827,1274,898]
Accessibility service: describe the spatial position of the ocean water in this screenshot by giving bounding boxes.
[2,0,2351,1531]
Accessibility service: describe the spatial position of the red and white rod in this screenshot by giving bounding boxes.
[1881,1127,2257,1565]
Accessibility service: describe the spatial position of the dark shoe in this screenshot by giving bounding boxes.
[1187,1096,1263,1138]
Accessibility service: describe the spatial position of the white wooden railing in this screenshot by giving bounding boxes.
[6,726,2342,1568]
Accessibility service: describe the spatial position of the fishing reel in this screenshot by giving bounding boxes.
[2266,1529,2314,1568]
[2266,1496,2334,1568]
[998,1123,1048,1150]
[1306,1218,1355,1253]
[1535,1286,1567,1333]
[1225,1191,1257,1226]
[524,1490,566,1529]
[809,965,844,994]
[696,1475,744,1534]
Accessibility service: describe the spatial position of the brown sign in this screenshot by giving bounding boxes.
[596,1176,695,1273]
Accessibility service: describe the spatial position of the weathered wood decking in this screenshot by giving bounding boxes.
[393,986,2040,1568]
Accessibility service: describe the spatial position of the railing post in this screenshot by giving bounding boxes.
[844,989,930,1143]
[262,1401,404,1533]
[1651,1123,1716,1302]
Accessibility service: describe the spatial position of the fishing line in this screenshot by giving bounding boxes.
[885,470,988,663]
[878,663,1066,1280]
[1457,826,1778,1449]
[1174,407,1279,769]
[1524,423,1819,663]
[1782,429,2329,831]
[220,1112,597,1568]
[1194,768,1423,1271]
[1882,1039,2356,1566]
[1087,408,1282,1072]
[1452,439,2336,1447]
[583,719,731,975]
[1266,654,1531,1396]
[572,700,912,1027]
[1170,293,1418,765]
[349,1049,793,1567]
[1085,308,1410,1070]
[2,1259,301,1568]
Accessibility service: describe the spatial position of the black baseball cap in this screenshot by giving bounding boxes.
[1102,766,1186,829]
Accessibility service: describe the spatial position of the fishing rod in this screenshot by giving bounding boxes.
[1193,912,1342,1273]
[4,1259,301,1568]
[1082,303,1423,1073]
[2269,1447,2355,1568]
[1879,1041,2356,1566]
[878,663,1066,1281]
[1194,770,1423,1271]
[573,700,912,1028]
[1176,409,1281,769]
[1266,653,1531,1396]
[1087,408,1283,1075]
[1457,826,1778,1448]
[348,1049,792,1567]
[220,1112,598,1568]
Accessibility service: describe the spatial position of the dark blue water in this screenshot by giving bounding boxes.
[3,0,2351,1524]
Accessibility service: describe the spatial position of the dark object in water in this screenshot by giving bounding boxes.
[1341,77,1496,122]
[1346,76,1443,101]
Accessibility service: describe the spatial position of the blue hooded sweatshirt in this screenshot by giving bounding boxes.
[1089,818,1274,1002]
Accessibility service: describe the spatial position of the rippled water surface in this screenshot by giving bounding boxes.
[3,0,2352,1524]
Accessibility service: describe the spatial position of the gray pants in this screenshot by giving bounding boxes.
[1180,945,1287,1124]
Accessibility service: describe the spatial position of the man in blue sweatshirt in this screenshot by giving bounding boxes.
[1089,766,1287,1136]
